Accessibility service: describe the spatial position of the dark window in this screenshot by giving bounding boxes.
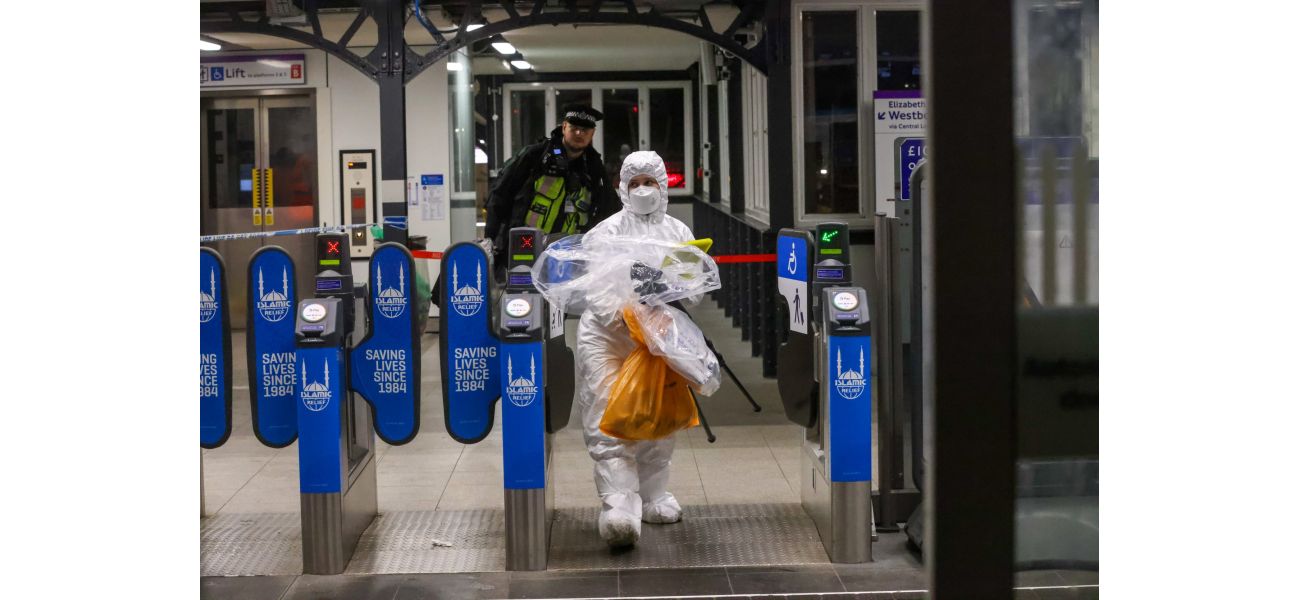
[876,11,922,91]
[802,11,860,215]
[649,88,687,188]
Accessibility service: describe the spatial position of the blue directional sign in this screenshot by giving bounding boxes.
[777,230,811,335]
[440,242,501,443]
[827,334,872,482]
[200,248,232,449]
[898,138,926,201]
[352,243,421,445]
[296,347,345,493]
[501,341,545,489]
[247,246,298,447]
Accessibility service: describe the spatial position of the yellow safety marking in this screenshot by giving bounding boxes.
[264,168,275,225]
[252,168,263,225]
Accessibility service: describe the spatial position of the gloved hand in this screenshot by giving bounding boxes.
[630,261,668,299]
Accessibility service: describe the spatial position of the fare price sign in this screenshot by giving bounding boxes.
[247,246,298,447]
[351,244,421,445]
[199,248,233,449]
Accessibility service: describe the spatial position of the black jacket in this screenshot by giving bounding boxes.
[484,129,620,259]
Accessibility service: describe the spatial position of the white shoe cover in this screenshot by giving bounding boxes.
[598,495,642,547]
[642,493,682,524]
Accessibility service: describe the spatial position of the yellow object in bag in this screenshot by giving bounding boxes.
[599,306,701,441]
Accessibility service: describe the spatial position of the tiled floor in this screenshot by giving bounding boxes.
[200,299,1097,597]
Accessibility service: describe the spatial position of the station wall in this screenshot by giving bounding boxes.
[201,48,453,317]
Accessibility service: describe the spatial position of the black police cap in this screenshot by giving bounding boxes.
[562,104,603,129]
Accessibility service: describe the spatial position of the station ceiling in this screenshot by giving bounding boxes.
[201,4,741,74]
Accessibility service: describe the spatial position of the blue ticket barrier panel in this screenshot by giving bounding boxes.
[440,228,568,570]
[808,286,874,563]
[499,228,554,571]
[200,248,233,449]
[294,232,378,575]
[247,246,299,447]
[439,241,500,443]
[351,243,421,444]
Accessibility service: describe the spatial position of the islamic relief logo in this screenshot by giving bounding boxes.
[505,354,539,407]
[200,268,219,323]
[256,266,293,322]
[833,347,866,400]
[374,261,408,319]
[300,359,332,412]
[449,261,485,317]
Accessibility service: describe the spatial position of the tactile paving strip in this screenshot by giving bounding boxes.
[202,503,829,576]
[548,503,829,571]
[346,509,506,574]
[200,513,303,576]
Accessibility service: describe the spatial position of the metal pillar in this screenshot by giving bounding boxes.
[764,0,794,230]
[374,0,408,246]
[925,0,1017,597]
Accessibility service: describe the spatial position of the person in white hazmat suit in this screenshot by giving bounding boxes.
[576,150,698,547]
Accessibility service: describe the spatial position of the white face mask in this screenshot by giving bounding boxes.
[627,184,662,215]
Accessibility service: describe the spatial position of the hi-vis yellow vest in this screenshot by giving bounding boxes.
[524,174,592,234]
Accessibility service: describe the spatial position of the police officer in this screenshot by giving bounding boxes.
[485,104,620,266]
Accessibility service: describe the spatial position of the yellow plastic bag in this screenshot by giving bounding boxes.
[599,306,700,441]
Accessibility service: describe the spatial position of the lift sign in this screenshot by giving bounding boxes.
[441,242,501,443]
[247,246,298,447]
[351,244,421,445]
[199,248,232,449]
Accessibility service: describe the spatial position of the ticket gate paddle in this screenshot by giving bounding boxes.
[247,246,299,447]
[777,223,874,563]
[200,248,234,450]
[440,227,574,570]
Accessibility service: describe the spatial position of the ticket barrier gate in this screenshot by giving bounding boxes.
[776,222,875,563]
[440,227,574,570]
[289,232,423,573]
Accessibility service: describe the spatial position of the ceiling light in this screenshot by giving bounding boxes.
[447,61,462,71]
[200,39,221,52]
[510,60,532,70]
[466,24,484,32]
[491,42,516,54]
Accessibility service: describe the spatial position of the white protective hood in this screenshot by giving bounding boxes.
[617,150,671,223]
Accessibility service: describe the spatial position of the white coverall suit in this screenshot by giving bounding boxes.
[576,151,696,547]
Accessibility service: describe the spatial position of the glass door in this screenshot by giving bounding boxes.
[201,95,318,327]
[201,97,261,324]
[601,88,640,185]
[261,96,318,306]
